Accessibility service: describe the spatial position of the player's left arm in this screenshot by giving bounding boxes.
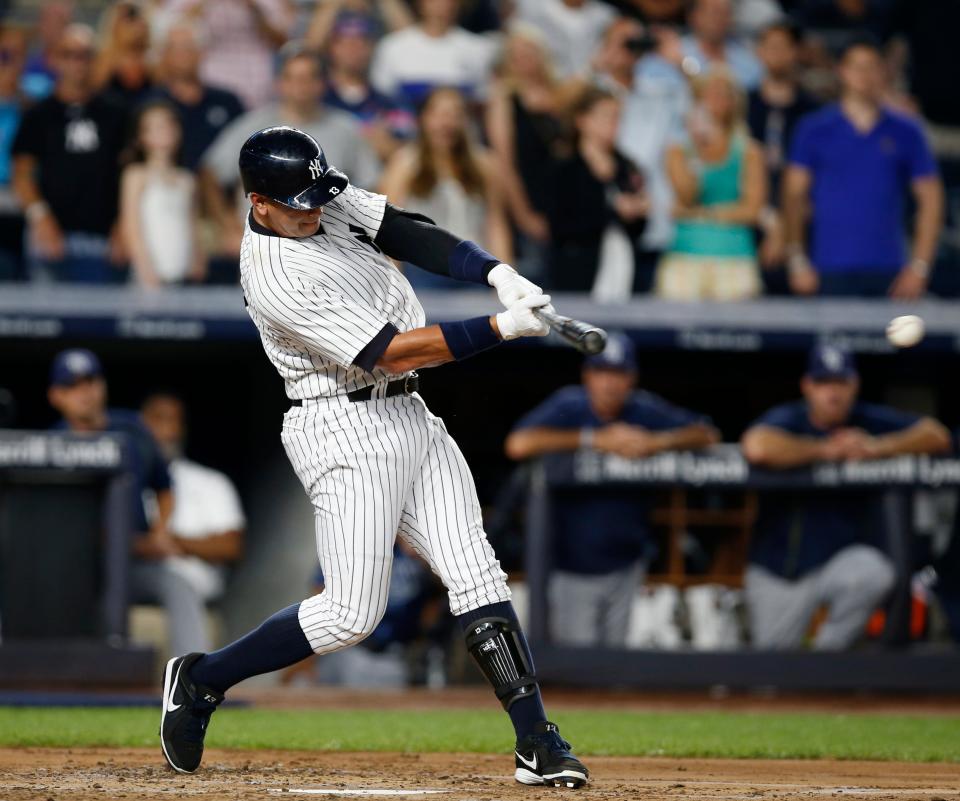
[373,203,538,307]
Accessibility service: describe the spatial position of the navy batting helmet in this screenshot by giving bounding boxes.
[238,126,349,210]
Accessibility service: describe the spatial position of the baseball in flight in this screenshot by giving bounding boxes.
[886,315,925,348]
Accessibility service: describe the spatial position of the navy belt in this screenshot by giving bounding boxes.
[291,373,419,406]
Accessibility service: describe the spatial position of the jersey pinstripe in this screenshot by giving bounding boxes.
[239,185,425,400]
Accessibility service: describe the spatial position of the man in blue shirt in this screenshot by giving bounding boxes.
[740,344,950,649]
[48,349,209,657]
[505,334,719,647]
[783,35,943,298]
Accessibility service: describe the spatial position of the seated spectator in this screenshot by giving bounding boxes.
[370,0,498,106]
[656,67,765,301]
[740,344,951,651]
[120,101,205,287]
[164,0,295,110]
[485,23,569,279]
[322,14,416,164]
[681,0,764,91]
[0,23,27,281]
[515,0,616,78]
[380,86,511,288]
[505,333,719,648]
[544,87,648,293]
[591,16,689,291]
[303,0,413,52]
[93,1,154,112]
[151,24,245,172]
[202,47,380,256]
[46,350,211,658]
[11,24,127,283]
[748,21,818,276]
[141,392,245,652]
[20,1,72,101]
[783,36,943,298]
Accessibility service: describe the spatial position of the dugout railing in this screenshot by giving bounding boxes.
[525,448,960,692]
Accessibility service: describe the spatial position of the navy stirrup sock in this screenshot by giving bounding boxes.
[189,603,313,694]
[456,600,547,740]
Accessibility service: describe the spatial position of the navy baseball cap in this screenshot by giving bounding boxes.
[806,343,857,381]
[50,349,103,387]
[584,332,637,372]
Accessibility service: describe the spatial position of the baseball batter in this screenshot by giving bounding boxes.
[159,126,589,789]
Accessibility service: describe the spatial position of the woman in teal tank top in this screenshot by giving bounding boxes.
[657,67,767,301]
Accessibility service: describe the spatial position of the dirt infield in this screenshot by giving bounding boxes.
[1,748,958,801]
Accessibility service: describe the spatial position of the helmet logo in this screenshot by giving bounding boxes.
[308,158,324,180]
[328,186,340,196]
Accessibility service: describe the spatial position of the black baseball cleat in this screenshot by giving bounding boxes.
[159,653,224,774]
[514,721,589,788]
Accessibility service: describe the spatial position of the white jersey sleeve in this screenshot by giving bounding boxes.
[322,184,387,240]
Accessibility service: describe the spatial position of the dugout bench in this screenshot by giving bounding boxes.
[0,429,154,686]
[525,447,960,692]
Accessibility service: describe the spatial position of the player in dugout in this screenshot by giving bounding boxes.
[505,333,719,647]
[46,349,210,657]
[740,344,951,650]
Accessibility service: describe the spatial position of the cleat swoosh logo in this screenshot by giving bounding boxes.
[515,751,538,771]
[165,662,184,713]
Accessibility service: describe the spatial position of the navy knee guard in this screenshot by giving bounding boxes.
[464,617,537,710]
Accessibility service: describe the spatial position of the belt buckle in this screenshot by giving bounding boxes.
[404,371,418,393]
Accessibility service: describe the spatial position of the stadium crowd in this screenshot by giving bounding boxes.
[0,0,956,299]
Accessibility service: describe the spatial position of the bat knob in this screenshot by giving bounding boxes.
[582,329,607,355]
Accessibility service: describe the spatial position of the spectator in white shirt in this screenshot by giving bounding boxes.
[516,0,616,78]
[370,0,497,106]
[141,392,244,650]
[681,0,763,90]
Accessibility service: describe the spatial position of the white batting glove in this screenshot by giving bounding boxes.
[496,294,551,340]
[487,263,542,308]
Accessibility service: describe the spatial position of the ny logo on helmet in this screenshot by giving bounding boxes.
[308,158,324,180]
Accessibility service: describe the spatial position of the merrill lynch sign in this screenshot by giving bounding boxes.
[0,431,124,470]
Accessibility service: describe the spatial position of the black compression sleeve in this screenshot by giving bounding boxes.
[374,204,498,280]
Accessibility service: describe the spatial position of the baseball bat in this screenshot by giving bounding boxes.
[534,308,608,355]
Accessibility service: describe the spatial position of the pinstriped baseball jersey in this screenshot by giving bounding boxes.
[239,184,425,400]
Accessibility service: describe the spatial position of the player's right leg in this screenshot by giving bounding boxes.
[160,398,424,773]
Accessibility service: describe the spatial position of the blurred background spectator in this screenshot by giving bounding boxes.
[657,67,765,301]
[505,334,719,647]
[20,0,71,101]
[151,23,245,173]
[142,391,245,653]
[741,344,951,650]
[202,46,379,260]
[371,0,497,107]
[590,16,689,291]
[302,0,413,52]
[783,36,943,298]
[747,20,818,286]
[515,0,616,79]
[120,100,204,287]
[543,86,648,294]
[93,0,152,112]
[321,13,416,164]
[380,86,511,289]
[682,0,764,91]
[0,21,26,281]
[12,23,126,283]
[162,0,295,111]
[485,23,568,282]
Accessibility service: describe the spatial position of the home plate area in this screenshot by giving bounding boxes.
[3,748,960,801]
